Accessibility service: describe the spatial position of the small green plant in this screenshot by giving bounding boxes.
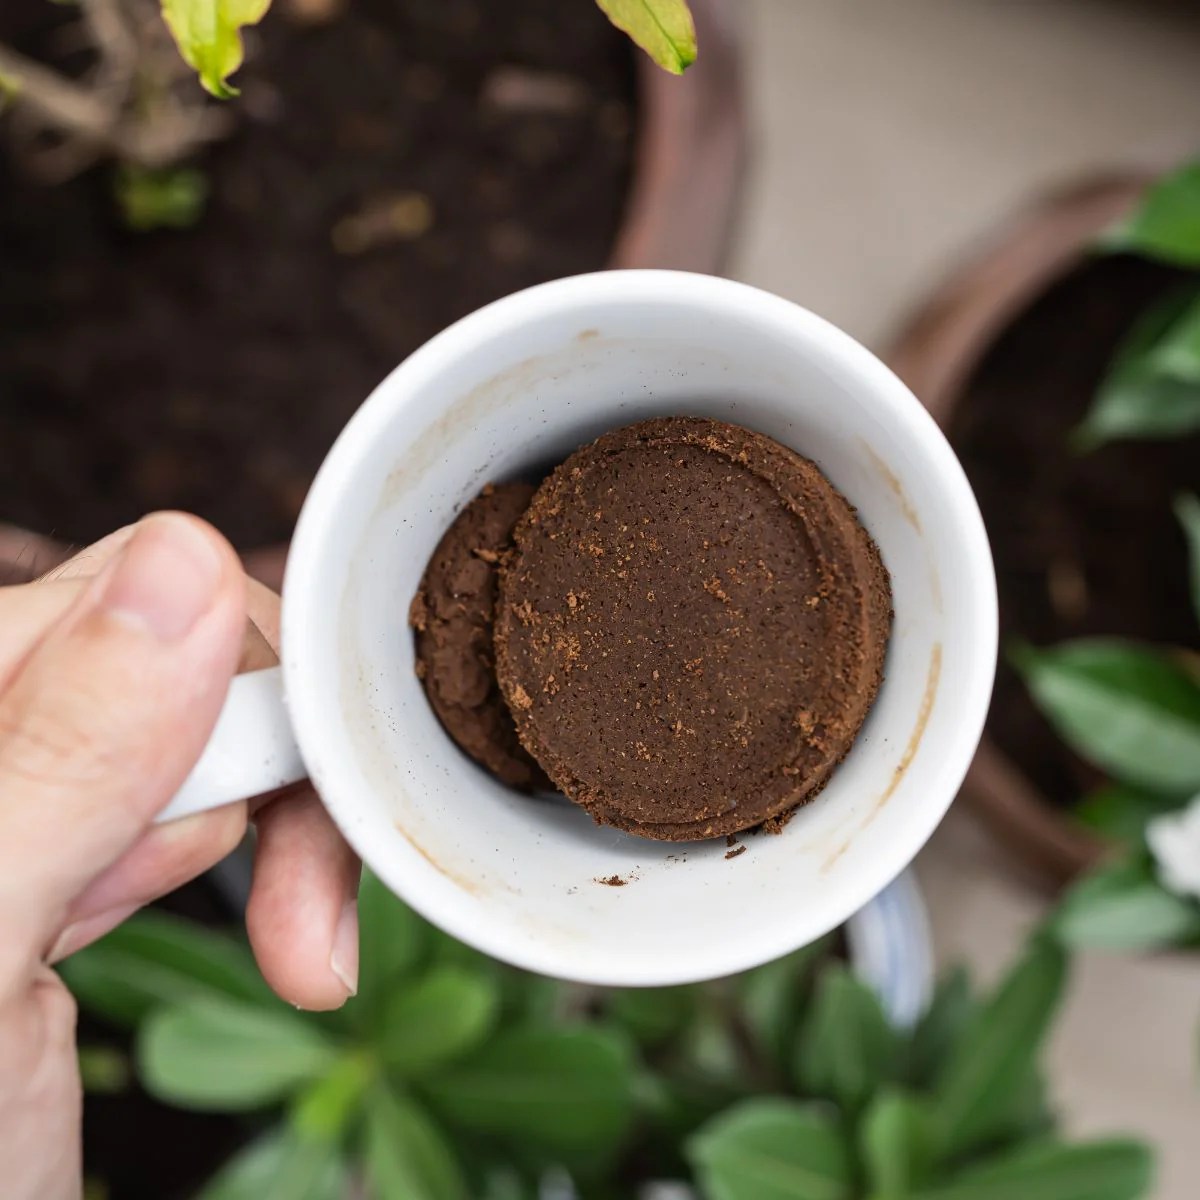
[60,874,1152,1199]
[114,162,208,230]
[1076,160,1200,448]
[1014,160,1200,956]
[62,874,637,1198]
[162,0,696,96]
[686,937,1151,1200]
[0,1,695,179]
[1015,529,1200,954]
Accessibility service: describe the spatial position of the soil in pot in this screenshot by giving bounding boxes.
[950,255,1200,808]
[0,0,634,550]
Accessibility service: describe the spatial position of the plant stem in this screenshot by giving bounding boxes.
[0,42,118,148]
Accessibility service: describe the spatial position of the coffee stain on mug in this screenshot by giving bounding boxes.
[382,353,551,507]
[866,641,942,824]
[860,440,921,534]
[393,819,490,897]
[819,643,942,871]
[820,837,852,874]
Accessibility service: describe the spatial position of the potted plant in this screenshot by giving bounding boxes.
[60,869,1154,1199]
[1006,163,1200,958]
[0,0,744,588]
[888,162,1200,885]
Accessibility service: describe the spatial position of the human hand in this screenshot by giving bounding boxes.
[0,514,360,1200]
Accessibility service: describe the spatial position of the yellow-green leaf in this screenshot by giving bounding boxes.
[160,0,272,98]
[596,0,697,74]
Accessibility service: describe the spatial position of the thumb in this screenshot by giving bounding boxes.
[0,514,246,962]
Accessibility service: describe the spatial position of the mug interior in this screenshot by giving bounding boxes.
[283,272,996,985]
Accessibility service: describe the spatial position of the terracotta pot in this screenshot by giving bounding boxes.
[610,0,745,274]
[0,0,745,594]
[886,172,1155,885]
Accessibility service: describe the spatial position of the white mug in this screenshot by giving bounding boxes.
[167,271,997,987]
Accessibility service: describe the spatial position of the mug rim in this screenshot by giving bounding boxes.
[283,270,998,984]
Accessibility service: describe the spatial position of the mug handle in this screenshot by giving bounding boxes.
[156,667,307,823]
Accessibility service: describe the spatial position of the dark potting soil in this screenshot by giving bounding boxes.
[0,0,635,550]
[951,256,1200,807]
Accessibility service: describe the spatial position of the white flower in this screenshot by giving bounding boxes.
[1147,792,1200,900]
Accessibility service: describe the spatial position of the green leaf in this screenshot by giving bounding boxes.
[636,1067,748,1152]
[499,970,564,1024]
[196,1128,346,1200]
[138,997,336,1110]
[607,985,696,1047]
[687,1098,852,1200]
[1074,784,1177,845]
[58,909,275,1028]
[475,1168,538,1200]
[977,1065,1054,1147]
[289,1054,370,1142]
[910,1138,1154,1200]
[793,964,899,1114]
[906,967,974,1088]
[933,937,1066,1158]
[1102,161,1200,266]
[1176,493,1200,627]
[160,0,272,98]
[860,1089,938,1198]
[1074,291,1200,447]
[422,1026,635,1161]
[1148,292,1200,382]
[595,0,697,74]
[115,165,208,232]
[678,1002,745,1087]
[381,965,499,1077]
[739,936,833,1069]
[1013,640,1200,796]
[77,1045,131,1095]
[365,1086,468,1200]
[1051,859,1200,951]
[357,869,429,1027]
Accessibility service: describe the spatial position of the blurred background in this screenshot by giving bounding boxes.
[2,0,1199,1197]
[733,6,1200,1198]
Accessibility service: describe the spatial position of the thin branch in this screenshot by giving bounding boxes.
[118,103,233,166]
[80,0,138,67]
[79,0,138,101]
[0,22,234,176]
[0,41,118,149]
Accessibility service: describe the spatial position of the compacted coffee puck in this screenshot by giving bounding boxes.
[410,483,548,790]
[494,417,892,840]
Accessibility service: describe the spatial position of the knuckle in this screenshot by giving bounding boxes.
[35,969,78,1037]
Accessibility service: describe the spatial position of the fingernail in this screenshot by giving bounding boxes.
[46,903,140,965]
[330,900,359,998]
[101,514,224,641]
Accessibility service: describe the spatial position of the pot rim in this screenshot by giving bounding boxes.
[886,171,1158,886]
